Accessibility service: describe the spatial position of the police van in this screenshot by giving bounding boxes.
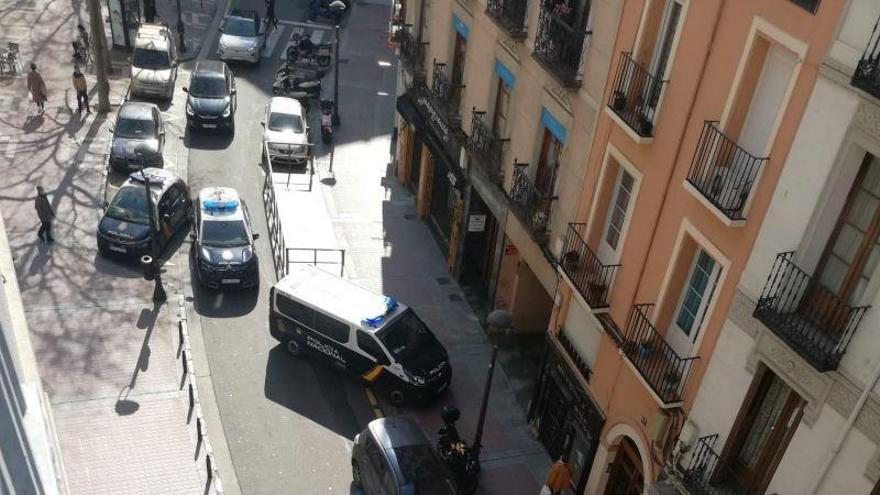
[269,266,452,406]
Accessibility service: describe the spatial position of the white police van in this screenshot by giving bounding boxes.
[269,266,452,406]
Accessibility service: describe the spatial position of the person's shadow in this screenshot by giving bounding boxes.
[23,113,44,132]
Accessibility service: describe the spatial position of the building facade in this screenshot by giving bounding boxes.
[530,0,846,493]
[0,210,67,495]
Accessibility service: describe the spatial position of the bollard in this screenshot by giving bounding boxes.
[177,321,184,356]
[187,382,195,420]
[206,453,213,481]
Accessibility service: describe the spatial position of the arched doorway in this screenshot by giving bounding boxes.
[602,437,644,495]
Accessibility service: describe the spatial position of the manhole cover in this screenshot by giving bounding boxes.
[436,277,450,285]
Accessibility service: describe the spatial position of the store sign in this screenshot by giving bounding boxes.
[416,95,450,145]
[468,215,487,232]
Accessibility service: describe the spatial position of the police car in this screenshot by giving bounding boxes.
[98,168,191,259]
[269,266,452,406]
[191,187,259,289]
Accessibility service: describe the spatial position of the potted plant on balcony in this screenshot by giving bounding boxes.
[611,90,627,112]
[635,111,654,136]
[638,339,653,358]
[662,370,681,395]
[562,250,580,269]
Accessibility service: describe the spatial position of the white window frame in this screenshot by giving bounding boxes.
[585,145,643,265]
[673,248,721,340]
[601,167,635,254]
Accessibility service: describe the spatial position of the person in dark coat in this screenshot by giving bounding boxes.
[26,64,48,114]
[34,186,55,243]
[266,0,278,29]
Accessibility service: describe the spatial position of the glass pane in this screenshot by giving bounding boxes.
[862,243,880,279]
[862,155,880,196]
[831,224,864,264]
[605,227,620,250]
[819,255,848,295]
[846,191,878,232]
[737,375,789,468]
[851,277,869,305]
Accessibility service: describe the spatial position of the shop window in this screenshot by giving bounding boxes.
[535,129,563,197]
[491,77,511,138]
[634,0,683,80]
[602,437,644,495]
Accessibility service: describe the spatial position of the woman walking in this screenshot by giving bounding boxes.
[27,63,48,114]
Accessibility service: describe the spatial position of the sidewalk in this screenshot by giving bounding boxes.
[271,1,552,493]
[0,0,223,493]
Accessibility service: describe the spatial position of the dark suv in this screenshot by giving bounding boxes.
[184,60,237,132]
[352,418,457,495]
[191,187,259,289]
[110,101,165,172]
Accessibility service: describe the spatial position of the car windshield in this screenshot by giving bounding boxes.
[132,48,171,69]
[116,117,156,139]
[106,187,151,224]
[393,445,455,495]
[377,310,435,361]
[268,112,304,133]
[201,220,249,247]
[223,17,257,37]
[190,76,228,98]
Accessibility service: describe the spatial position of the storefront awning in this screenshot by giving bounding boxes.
[396,88,466,186]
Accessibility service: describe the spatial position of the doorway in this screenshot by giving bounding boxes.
[459,192,499,320]
[602,437,644,495]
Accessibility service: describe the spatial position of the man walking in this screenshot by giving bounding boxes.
[72,66,90,114]
[35,186,55,243]
[27,64,48,114]
[543,456,571,495]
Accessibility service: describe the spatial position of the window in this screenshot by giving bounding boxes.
[648,0,682,82]
[535,129,562,197]
[674,249,719,336]
[314,312,350,343]
[357,331,388,363]
[491,78,510,138]
[816,152,880,305]
[603,169,635,250]
[275,295,316,328]
[451,32,467,107]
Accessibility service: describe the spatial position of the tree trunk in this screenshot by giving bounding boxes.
[86,0,112,113]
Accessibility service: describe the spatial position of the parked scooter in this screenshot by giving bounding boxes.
[436,406,479,495]
[272,74,322,98]
[307,0,347,25]
[275,62,328,81]
[320,99,334,144]
[286,32,333,67]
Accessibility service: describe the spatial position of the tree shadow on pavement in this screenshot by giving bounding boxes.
[115,301,162,416]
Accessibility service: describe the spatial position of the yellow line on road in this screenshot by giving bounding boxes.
[373,408,384,418]
[365,387,379,406]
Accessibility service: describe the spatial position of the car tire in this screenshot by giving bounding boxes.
[388,389,406,407]
[351,461,362,487]
[286,338,304,357]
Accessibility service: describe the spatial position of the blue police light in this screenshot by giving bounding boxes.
[362,296,398,328]
[202,198,240,211]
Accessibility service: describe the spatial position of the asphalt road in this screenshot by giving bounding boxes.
[183,2,376,493]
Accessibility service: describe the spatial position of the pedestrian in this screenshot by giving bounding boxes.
[27,64,48,114]
[542,456,571,495]
[34,186,55,243]
[266,0,278,30]
[72,66,90,114]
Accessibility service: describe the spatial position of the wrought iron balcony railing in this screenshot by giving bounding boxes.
[560,223,619,310]
[789,0,820,14]
[754,252,870,372]
[466,109,507,185]
[557,329,591,383]
[853,15,880,99]
[679,435,749,495]
[431,61,462,118]
[608,52,666,138]
[687,121,767,221]
[533,1,590,87]
[621,304,698,405]
[486,0,527,38]
[508,164,556,243]
[399,29,426,76]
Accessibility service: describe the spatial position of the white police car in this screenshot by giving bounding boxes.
[190,187,259,289]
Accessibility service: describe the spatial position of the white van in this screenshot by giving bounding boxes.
[269,266,452,406]
[130,24,177,100]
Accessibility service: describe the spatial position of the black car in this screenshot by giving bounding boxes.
[184,60,237,132]
[98,168,192,259]
[191,187,259,289]
[110,101,165,172]
[352,418,457,495]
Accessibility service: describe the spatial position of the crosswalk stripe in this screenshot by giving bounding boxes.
[262,25,286,58]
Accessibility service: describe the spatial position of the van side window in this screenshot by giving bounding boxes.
[315,312,349,343]
[357,331,387,363]
[275,295,316,328]
[364,435,383,468]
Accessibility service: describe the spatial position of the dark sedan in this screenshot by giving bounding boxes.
[184,60,237,132]
[109,102,165,172]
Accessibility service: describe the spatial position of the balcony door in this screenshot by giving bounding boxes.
[737,43,797,158]
[491,77,511,139]
[816,152,880,306]
[667,248,720,356]
[451,32,467,109]
[722,369,804,494]
[648,0,682,86]
[535,129,562,198]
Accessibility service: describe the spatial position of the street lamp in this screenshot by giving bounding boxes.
[332,24,341,126]
[137,156,167,303]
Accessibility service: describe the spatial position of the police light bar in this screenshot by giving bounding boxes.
[202,198,239,211]
[362,296,398,328]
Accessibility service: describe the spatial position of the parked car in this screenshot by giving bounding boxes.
[97,168,191,259]
[184,60,237,132]
[130,23,177,100]
[261,97,310,165]
[110,101,165,172]
[191,187,259,289]
[352,417,458,495]
[218,9,265,64]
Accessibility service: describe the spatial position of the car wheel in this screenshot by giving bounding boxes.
[388,389,406,407]
[285,338,304,357]
[351,460,362,487]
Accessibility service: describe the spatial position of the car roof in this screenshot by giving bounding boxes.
[197,187,246,221]
[229,8,258,20]
[123,167,179,195]
[268,97,303,115]
[118,101,157,121]
[368,418,430,451]
[194,60,226,77]
[134,24,172,50]
[274,265,408,332]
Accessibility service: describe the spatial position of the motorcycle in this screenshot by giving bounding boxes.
[272,74,322,98]
[275,62,328,81]
[307,0,347,25]
[436,406,479,495]
[320,99,334,143]
[286,32,332,67]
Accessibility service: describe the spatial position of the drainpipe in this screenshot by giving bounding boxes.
[806,359,880,494]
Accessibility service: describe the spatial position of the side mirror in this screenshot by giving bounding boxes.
[378,355,390,366]
[260,120,265,127]
[102,200,109,209]
[182,86,188,93]
[189,232,196,241]
[162,213,172,222]
[172,61,178,68]
[252,233,260,240]
[107,127,114,133]
[218,27,224,33]
[230,88,237,95]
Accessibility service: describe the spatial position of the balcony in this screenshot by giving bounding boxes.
[789,0,820,14]
[533,0,590,87]
[753,252,870,372]
[388,0,406,43]
[431,61,462,120]
[399,29,427,77]
[557,330,591,383]
[621,304,698,406]
[678,435,749,495]
[486,0,527,38]
[508,164,556,244]
[852,16,880,99]
[560,223,619,310]
[687,121,767,222]
[608,52,666,139]
[466,109,507,185]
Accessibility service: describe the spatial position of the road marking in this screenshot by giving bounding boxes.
[373,408,384,418]
[277,19,334,30]
[365,387,378,406]
[262,25,285,58]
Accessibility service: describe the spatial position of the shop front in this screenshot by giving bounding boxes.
[529,338,605,495]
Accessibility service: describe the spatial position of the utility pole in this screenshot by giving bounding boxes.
[332,24,341,126]
[138,158,167,303]
[85,0,111,112]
